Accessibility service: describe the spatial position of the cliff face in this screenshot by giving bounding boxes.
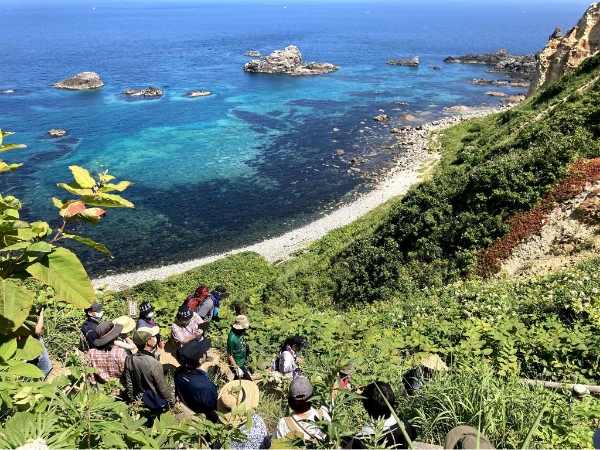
[528,2,600,96]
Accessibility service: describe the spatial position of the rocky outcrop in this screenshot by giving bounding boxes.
[243,45,339,75]
[575,189,600,224]
[528,3,600,96]
[188,90,211,97]
[388,56,419,66]
[444,49,536,79]
[485,91,506,97]
[123,86,163,97]
[48,129,68,137]
[470,78,508,86]
[53,72,104,90]
[244,51,261,57]
[373,114,391,122]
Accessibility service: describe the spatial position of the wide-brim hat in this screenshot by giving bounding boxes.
[94,321,123,347]
[113,315,136,334]
[420,353,448,371]
[444,425,494,449]
[212,285,230,300]
[232,314,250,330]
[217,380,259,424]
[339,364,356,376]
[177,305,192,324]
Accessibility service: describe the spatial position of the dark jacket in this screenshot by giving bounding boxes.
[174,367,218,422]
[125,350,176,407]
[80,317,100,351]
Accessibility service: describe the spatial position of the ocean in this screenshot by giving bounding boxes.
[0,0,592,277]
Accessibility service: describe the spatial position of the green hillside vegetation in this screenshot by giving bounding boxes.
[3,54,600,448]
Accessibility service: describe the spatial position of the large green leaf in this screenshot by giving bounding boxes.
[25,247,94,309]
[15,336,43,360]
[98,180,132,193]
[0,144,26,153]
[0,279,34,334]
[81,193,134,208]
[7,361,44,378]
[69,166,96,189]
[62,232,113,257]
[0,335,17,362]
[56,182,91,196]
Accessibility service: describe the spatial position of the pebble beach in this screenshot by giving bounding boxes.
[92,105,507,292]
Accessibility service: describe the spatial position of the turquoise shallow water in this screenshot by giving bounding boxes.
[0,0,592,276]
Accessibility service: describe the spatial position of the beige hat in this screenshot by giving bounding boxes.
[232,315,250,330]
[217,380,259,424]
[573,384,590,397]
[133,326,160,346]
[420,354,448,371]
[113,315,136,334]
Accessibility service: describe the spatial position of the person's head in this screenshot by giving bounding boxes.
[177,338,211,370]
[194,285,210,300]
[444,426,495,449]
[283,334,308,352]
[217,379,259,425]
[93,321,123,349]
[232,315,250,334]
[139,301,154,319]
[288,376,314,413]
[133,326,160,352]
[176,305,192,325]
[112,315,135,337]
[362,381,395,420]
[211,285,230,300]
[420,354,448,378]
[339,364,355,382]
[84,301,103,319]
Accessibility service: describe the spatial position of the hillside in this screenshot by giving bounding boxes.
[4,42,600,450]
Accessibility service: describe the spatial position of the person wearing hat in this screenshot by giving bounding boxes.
[79,300,104,352]
[572,383,591,401]
[217,379,270,449]
[210,285,230,322]
[332,364,356,401]
[174,338,218,422]
[86,321,128,389]
[277,335,308,378]
[113,316,137,354]
[227,315,252,381]
[444,425,494,449]
[137,301,157,329]
[272,376,331,442]
[171,305,205,348]
[346,381,416,449]
[402,353,448,396]
[125,326,176,411]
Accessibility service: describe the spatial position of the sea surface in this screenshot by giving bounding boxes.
[0,0,592,277]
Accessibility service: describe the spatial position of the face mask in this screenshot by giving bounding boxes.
[146,312,154,318]
[95,311,104,319]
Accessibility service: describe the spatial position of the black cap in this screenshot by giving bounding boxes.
[85,300,103,313]
[211,285,230,300]
[139,301,154,315]
[177,338,211,368]
[290,335,308,347]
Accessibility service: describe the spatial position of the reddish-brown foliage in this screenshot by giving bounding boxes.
[477,158,600,277]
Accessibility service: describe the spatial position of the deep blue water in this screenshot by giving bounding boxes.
[0,0,592,276]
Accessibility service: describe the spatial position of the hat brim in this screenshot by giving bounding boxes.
[217,380,259,423]
[214,292,230,300]
[94,323,123,347]
[113,316,136,334]
[421,354,448,371]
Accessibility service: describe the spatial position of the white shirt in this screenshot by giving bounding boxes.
[280,350,296,378]
[357,415,397,436]
[272,407,331,441]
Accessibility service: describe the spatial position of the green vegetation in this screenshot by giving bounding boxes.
[3,54,600,448]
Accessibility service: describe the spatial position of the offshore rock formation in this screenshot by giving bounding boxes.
[388,56,419,66]
[53,72,104,90]
[244,51,261,57]
[444,49,536,79]
[48,129,68,137]
[528,3,600,96]
[188,90,211,97]
[243,45,339,75]
[123,86,163,97]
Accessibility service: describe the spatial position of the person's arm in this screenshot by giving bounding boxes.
[153,362,176,407]
[34,308,44,336]
[281,351,296,376]
[124,357,134,402]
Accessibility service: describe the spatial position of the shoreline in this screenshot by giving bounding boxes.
[92,105,506,292]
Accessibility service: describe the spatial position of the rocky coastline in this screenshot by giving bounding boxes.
[53,72,104,90]
[444,49,536,79]
[243,45,339,75]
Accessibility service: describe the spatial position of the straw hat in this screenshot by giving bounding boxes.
[113,315,136,334]
[217,380,259,424]
[420,354,448,371]
[232,315,250,330]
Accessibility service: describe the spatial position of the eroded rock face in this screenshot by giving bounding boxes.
[243,45,339,75]
[123,86,163,97]
[528,3,600,96]
[388,56,419,66]
[54,72,104,90]
[575,189,600,224]
[444,49,536,79]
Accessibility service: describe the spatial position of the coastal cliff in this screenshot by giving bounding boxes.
[243,45,339,75]
[528,2,600,96]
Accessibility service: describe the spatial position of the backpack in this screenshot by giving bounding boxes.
[183,294,200,312]
[270,354,281,372]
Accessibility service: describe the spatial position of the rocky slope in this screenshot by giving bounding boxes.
[528,2,600,96]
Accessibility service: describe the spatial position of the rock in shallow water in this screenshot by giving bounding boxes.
[243,45,339,75]
[54,71,104,90]
[123,86,163,97]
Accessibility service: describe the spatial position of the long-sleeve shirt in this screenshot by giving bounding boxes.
[171,313,203,346]
[87,345,128,384]
[125,350,175,407]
